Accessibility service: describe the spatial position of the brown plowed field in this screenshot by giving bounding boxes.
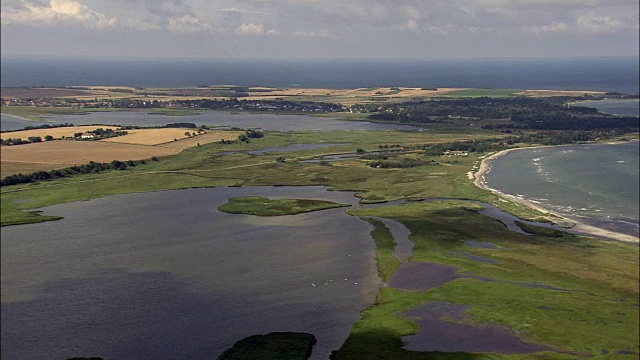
[100,128,241,146]
[0,141,173,177]
[1,126,120,140]
[1,125,119,140]
[0,129,242,177]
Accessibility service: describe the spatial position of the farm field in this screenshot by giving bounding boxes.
[1,125,120,140]
[0,86,607,110]
[0,141,174,177]
[100,128,242,146]
[1,127,245,177]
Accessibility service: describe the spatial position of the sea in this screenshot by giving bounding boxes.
[484,139,639,238]
[1,56,639,94]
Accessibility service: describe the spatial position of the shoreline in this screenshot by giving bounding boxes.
[474,146,639,244]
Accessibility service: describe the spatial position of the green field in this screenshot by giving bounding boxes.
[218,196,349,216]
[333,201,639,359]
[438,89,523,98]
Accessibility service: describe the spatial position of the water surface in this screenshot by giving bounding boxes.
[1,187,379,360]
[1,110,421,132]
[483,141,639,237]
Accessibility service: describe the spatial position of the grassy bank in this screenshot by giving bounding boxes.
[4,129,539,226]
[331,201,639,359]
[218,196,349,216]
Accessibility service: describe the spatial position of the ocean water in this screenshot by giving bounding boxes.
[574,99,640,116]
[484,141,640,238]
[1,57,638,94]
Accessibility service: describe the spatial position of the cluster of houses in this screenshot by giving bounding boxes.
[442,150,468,157]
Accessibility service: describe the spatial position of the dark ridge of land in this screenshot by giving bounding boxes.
[217,332,317,360]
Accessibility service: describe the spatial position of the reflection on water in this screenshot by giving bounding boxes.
[1,187,379,360]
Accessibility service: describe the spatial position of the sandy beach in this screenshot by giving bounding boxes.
[474,148,639,244]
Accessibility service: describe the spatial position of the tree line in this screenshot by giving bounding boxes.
[1,158,157,187]
[366,97,639,131]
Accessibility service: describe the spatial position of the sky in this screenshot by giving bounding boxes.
[1,0,639,59]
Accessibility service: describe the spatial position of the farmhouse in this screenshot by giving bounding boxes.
[81,132,96,139]
[443,150,468,157]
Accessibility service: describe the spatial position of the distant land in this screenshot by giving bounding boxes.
[1,57,638,94]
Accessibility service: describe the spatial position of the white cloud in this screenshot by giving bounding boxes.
[527,21,569,34]
[167,15,210,33]
[405,19,419,31]
[236,22,279,35]
[1,0,117,28]
[576,14,624,33]
[292,29,334,38]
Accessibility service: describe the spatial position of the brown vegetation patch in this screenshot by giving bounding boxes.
[155,131,244,153]
[101,129,243,147]
[0,130,244,177]
[0,141,175,177]
[1,126,120,140]
[99,128,202,145]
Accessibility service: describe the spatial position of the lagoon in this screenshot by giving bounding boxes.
[0,186,379,360]
[0,110,422,132]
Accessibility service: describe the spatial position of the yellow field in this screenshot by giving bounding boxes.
[100,128,202,145]
[101,128,243,146]
[1,126,120,140]
[0,141,173,177]
[0,130,243,177]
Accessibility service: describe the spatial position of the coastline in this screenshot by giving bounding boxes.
[474,146,640,244]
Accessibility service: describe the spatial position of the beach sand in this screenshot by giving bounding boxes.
[474,148,639,243]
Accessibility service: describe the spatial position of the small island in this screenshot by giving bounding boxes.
[218,196,350,216]
[217,332,316,360]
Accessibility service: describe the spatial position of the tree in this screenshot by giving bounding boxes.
[28,136,43,143]
[44,135,54,141]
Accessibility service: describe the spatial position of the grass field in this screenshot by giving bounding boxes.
[333,201,639,359]
[438,89,523,97]
[218,196,349,216]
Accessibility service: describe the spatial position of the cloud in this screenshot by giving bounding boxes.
[1,0,117,28]
[167,14,210,33]
[527,21,569,34]
[576,14,624,33]
[292,29,334,38]
[236,22,279,35]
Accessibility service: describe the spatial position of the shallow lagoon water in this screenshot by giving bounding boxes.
[1,110,422,132]
[1,186,379,360]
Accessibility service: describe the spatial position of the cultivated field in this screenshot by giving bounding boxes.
[0,129,243,177]
[1,126,120,140]
[100,128,242,146]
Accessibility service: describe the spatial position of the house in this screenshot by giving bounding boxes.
[81,132,95,139]
[443,150,468,157]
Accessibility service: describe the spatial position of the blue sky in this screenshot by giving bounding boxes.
[1,0,638,59]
